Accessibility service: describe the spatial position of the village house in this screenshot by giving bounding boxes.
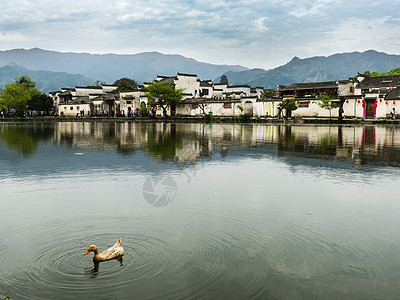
[276,80,355,118]
[353,74,400,118]
[50,70,400,119]
[51,73,265,117]
[53,85,117,116]
[274,74,400,119]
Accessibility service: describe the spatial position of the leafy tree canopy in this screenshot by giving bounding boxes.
[27,93,54,112]
[349,67,400,80]
[316,95,338,119]
[277,98,297,119]
[18,75,36,87]
[93,80,106,86]
[113,78,138,91]
[220,75,228,85]
[278,98,298,110]
[145,81,184,116]
[0,76,41,114]
[261,89,276,98]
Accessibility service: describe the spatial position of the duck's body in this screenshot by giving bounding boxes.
[84,237,124,262]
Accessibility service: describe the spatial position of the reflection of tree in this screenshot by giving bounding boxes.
[0,124,52,156]
[12,121,399,168]
[317,132,337,155]
[277,125,296,152]
[277,125,338,156]
[146,124,183,160]
[117,144,136,156]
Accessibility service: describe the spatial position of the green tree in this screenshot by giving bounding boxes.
[237,104,244,115]
[261,89,276,99]
[277,98,297,119]
[27,93,54,113]
[316,95,338,120]
[93,80,106,86]
[0,76,41,115]
[113,78,138,91]
[145,81,184,117]
[18,75,36,87]
[139,102,149,116]
[349,67,400,80]
[220,75,228,85]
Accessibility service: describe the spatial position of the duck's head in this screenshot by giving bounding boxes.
[84,245,98,255]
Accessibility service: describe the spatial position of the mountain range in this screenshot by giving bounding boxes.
[1,48,400,94]
[0,63,93,94]
[0,48,247,85]
[222,50,400,88]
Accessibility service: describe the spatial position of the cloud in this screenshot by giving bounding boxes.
[288,0,339,17]
[0,0,399,70]
[254,17,269,33]
[317,17,400,55]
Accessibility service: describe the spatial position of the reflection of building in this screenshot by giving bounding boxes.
[276,125,400,166]
[49,122,400,167]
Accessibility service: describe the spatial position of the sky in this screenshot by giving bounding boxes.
[1,0,400,70]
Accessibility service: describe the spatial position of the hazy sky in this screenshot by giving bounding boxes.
[1,0,399,69]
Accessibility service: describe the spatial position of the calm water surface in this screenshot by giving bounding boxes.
[1,121,400,299]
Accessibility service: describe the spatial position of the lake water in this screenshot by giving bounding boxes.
[1,121,400,299]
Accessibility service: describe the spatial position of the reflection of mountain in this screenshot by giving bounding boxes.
[1,122,400,180]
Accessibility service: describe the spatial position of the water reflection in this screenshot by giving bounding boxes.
[2,122,400,299]
[277,125,400,167]
[90,256,124,274]
[1,122,400,167]
[0,122,53,156]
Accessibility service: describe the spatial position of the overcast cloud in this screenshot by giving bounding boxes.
[0,0,399,69]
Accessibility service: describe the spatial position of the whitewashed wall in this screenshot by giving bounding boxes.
[59,104,90,116]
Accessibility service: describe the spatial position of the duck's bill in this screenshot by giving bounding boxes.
[84,249,90,255]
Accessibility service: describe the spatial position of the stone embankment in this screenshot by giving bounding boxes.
[1,116,400,125]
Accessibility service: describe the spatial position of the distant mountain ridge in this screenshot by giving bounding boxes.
[222,50,400,89]
[2,48,400,93]
[0,48,248,84]
[0,63,93,94]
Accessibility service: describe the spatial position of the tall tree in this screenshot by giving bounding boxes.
[93,80,106,86]
[261,89,276,99]
[27,93,54,113]
[113,78,138,91]
[145,81,184,117]
[277,98,297,119]
[349,67,400,80]
[0,76,41,115]
[220,75,228,85]
[316,95,338,120]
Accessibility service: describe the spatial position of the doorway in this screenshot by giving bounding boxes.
[365,101,375,118]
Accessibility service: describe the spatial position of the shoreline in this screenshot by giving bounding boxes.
[1,116,400,125]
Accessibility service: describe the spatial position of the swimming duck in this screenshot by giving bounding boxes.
[84,237,124,262]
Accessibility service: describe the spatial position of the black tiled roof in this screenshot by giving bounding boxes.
[61,96,90,104]
[228,85,251,88]
[75,86,103,89]
[200,81,212,87]
[278,80,351,91]
[357,75,400,89]
[59,90,73,96]
[385,87,400,100]
[177,72,197,77]
[158,77,175,84]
